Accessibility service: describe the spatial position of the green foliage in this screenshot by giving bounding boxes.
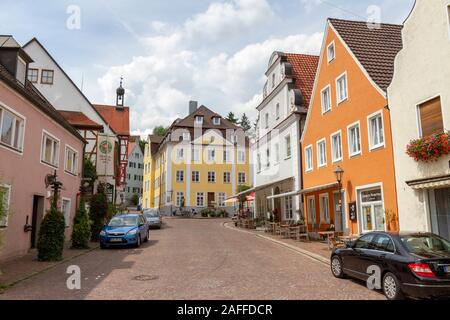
[225,112,239,124]
[217,209,228,218]
[406,132,450,162]
[89,185,109,241]
[239,113,252,132]
[200,209,214,217]
[131,194,139,206]
[37,203,66,261]
[139,139,146,154]
[71,198,92,249]
[237,185,252,203]
[0,187,7,225]
[83,158,97,186]
[153,126,169,137]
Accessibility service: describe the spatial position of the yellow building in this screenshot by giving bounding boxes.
[142,103,251,215]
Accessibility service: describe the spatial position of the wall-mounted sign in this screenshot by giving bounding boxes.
[96,134,115,177]
[349,202,357,221]
[361,189,382,203]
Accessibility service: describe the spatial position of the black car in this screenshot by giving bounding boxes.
[330,231,450,300]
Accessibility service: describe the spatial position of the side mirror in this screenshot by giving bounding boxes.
[346,241,355,249]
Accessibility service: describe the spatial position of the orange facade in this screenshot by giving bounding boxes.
[301,23,398,235]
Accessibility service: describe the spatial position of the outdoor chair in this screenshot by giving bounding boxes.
[298,225,309,241]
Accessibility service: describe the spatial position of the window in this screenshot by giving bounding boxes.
[331,132,342,162]
[238,150,245,163]
[207,148,216,162]
[213,117,221,125]
[327,41,335,63]
[208,171,216,183]
[319,194,330,223]
[348,123,361,157]
[0,185,11,227]
[62,198,71,228]
[176,170,184,182]
[41,132,59,167]
[218,193,226,207]
[265,113,269,129]
[176,148,184,161]
[336,73,348,104]
[223,150,231,163]
[276,103,280,120]
[195,116,204,125]
[41,69,54,84]
[285,135,292,158]
[274,143,280,164]
[28,68,39,83]
[368,112,385,150]
[182,132,190,141]
[321,86,331,113]
[192,171,200,183]
[307,196,316,224]
[176,192,185,207]
[192,148,200,162]
[266,148,270,168]
[417,97,444,137]
[285,196,293,220]
[257,154,262,173]
[16,57,26,85]
[65,146,78,175]
[0,105,25,152]
[196,192,205,207]
[355,234,376,249]
[305,145,313,172]
[317,139,327,167]
[238,172,246,184]
[223,172,231,183]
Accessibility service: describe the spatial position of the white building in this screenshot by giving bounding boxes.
[252,52,319,222]
[388,0,450,238]
[125,140,144,206]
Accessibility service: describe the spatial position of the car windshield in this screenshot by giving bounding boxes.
[144,211,159,218]
[108,216,138,227]
[400,234,450,254]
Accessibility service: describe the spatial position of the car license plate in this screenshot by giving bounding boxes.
[110,238,122,243]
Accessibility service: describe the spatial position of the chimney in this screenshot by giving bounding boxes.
[189,101,198,115]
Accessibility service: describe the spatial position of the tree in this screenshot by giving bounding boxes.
[83,158,97,187]
[71,198,92,249]
[239,113,252,132]
[226,112,239,124]
[139,139,146,154]
[153,126,168,137]
[131,194,139,206]
[89,184,109,242]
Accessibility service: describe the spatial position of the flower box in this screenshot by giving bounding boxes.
[406,132,450,162]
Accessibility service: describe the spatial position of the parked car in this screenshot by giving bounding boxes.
[331,231,450,300]
[100,214,149,249]
[143,209,163,229]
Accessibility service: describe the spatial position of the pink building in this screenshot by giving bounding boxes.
[0,36,85,261]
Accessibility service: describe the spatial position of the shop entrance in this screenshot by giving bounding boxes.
[433,188,450,240]
[359,187,385,233]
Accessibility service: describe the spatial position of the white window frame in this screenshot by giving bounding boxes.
[64,144,78,176]
[208,171,216,183]
[367,110,385,151]
[307,195,316,225]
[317,138,327,168]
[218,192,226,207]
[327,41,335,63]
[223,150,231,163]
[335,71,348,104]
[176,170,184,183]
[192,171,200,183]
[223,172,231,184]
[195,116,204,125]
[321,85,332,114]
[61,197,71,228]
[347,121,362,158]
[0,102,26,154]
[305,145,313,172]
[274,143,280,164]
[213,117,221,125]
[192,148,200,163]
[330,130,343,163]
[285,135,292,159]
[176,192,185,207]
[196,192,205,207]
[319,193,330,224]
[284,196,293,220]
[28,68,39,83]
[207,148,216,162]
[238,150,246,163]
[0,184,11,227]
[176,148,184,161]
[182,132,190,141]
[40,130,60,168]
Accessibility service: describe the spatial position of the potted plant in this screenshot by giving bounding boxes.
[406,132,450,162]
[385,209,398,231]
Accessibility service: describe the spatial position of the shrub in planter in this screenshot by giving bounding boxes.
[89,185,108,242]
[406,132,450,162]
[200,209,213,218]
[37,203,66,261]
[218,210,228,218]
[71,198,92,249]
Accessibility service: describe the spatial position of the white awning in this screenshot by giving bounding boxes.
[298,182,339,194]
[267,190,300,200]
[408,177,450,190]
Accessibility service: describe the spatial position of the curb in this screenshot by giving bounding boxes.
[223,222,330,265]
[0,245,99,294]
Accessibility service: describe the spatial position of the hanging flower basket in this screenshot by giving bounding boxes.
[406,132,450,162]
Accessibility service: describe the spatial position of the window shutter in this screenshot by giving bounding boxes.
[419,97,443,137]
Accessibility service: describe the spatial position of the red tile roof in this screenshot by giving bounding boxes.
[127,142,136,157]
[174,105,241,130]
[285,53,320,108]
[58,111,103,130]
[93,104,130,136]
[329,18,403,92]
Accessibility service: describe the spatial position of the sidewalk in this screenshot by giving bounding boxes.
[224,222,332,264]
[0,242,98,292]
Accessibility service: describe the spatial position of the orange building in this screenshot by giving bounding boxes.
[300,19,403,235]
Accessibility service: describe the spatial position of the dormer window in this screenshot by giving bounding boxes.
[213,117,221,125]
[195,116,204,125]
[41,69,54,85]
[16,57,27,85]
[28,68,39,83]
[327,42,335,63]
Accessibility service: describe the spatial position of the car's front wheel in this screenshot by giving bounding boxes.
[382,272,404,300]
[135,234,142,248]
[331,256,345,278]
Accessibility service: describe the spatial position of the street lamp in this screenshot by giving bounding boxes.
[334,166,344,232]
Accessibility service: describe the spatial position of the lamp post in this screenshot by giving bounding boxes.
[334,166,344,232]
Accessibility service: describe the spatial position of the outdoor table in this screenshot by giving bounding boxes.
[318,231,335,250]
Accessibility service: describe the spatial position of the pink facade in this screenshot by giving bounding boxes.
[0,80,84,262]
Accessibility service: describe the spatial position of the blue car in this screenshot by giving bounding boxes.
[100,214,150,249]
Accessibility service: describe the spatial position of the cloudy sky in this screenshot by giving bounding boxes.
[1,0,414,136]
